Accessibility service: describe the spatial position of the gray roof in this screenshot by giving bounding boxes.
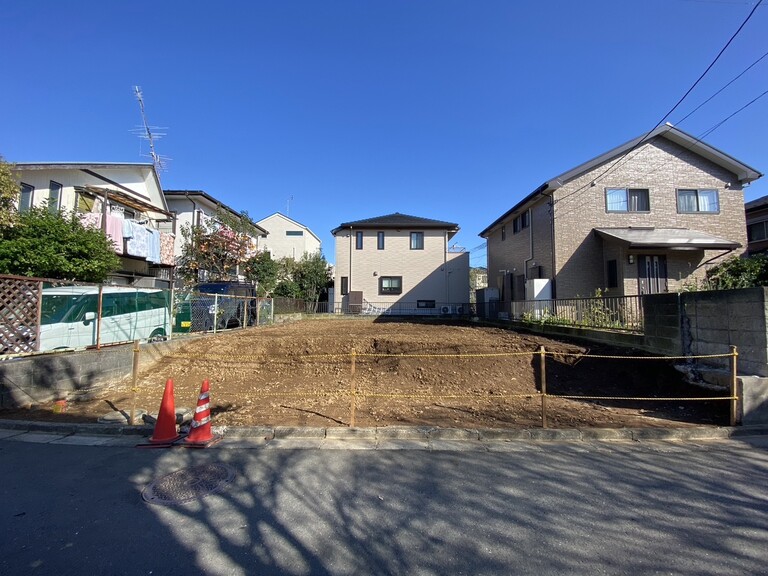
[164,190,268,235]
[745,194,768,213]
[480,123,763,237]
[332,213,459,235]
[594,227,740,250]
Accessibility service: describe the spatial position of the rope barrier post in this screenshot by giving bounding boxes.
[131,339,140,425]
[350,346,357,427]
[730,345,739,426]
[539,346,547,428]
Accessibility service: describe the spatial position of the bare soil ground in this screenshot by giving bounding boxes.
[2,318,729,429]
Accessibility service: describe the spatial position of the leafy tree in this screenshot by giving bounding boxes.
[293,252,332,306]
[273,278,302,298]
[0,207,120,282]
[704,254,768,290]
[243,251,280,296]
[0,156,19,227]
[177,208,260,284]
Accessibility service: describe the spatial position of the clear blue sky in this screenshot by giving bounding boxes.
[2,0,766,267]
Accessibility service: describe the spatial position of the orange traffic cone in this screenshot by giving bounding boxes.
[137,379,181,448]
[183,379,221,448]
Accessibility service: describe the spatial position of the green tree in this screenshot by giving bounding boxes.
[177,209,260,284]
[705,254,768,290]
[243,251,280,296]
[0,207,120,282]
[293,252,332,306]
[0,156,19,227]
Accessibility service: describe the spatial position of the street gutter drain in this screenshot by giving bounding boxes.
[142,463,236,505]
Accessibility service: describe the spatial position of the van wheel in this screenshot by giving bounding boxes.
[149,329,166,342]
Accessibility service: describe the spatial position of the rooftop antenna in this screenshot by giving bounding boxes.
[132,86,170,173]
[287,195,294,216]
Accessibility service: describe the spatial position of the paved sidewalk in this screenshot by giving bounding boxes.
[1,419,767,450]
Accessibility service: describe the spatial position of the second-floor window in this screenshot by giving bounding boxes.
[605,188,650,212]
[377,231,385,250]
[19,183,34,212]
[286,230,304,236]
[513,211,529,234]
[48,181,62,213]
[677,189,719,213]
[410,231,424,250]
[748,221,768,242]
[355,231,364,249]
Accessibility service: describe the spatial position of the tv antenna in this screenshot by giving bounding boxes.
[131,86,170,172]
[287,195,294,216]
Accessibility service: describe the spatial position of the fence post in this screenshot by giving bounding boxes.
[213,294,218,334]
[130,339,140,425]
[96,284,104,349]
[540,345,547,428]
[730,345,739,426]
[350,346,357,427]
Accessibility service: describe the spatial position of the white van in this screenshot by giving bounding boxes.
[38,286,171,351]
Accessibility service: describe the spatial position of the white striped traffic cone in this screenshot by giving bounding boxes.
[183,379,221,448]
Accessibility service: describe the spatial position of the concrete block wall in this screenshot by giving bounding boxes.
[681,287,768,376]
[642,293,683,356]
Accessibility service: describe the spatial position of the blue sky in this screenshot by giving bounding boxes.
[2,0,766,266]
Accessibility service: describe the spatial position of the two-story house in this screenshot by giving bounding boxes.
[480,124,763,306]
[332,213,469,313]
[256,212,321,260]
[745,194,768,255]
[13,162,176,287]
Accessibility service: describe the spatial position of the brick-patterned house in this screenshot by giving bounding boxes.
[332,213,470,313]
[480,124,763,304]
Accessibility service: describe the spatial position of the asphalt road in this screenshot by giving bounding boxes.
[2,434,768,576]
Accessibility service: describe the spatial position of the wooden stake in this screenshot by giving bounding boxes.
[730,345,739,427]
[350,346,357,427]
[540,346,547,428]
[131,340,140,425]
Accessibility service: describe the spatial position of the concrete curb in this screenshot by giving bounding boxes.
[1,418,767,443]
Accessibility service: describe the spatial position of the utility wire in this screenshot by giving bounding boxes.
[676,49,768,124]
[553,0,762,209]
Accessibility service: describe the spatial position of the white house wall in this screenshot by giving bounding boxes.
[257,213,321,260]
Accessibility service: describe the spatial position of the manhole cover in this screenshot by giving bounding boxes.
[142,463,235,505]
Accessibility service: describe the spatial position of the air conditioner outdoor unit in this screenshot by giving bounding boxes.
[455,305,465,315]
[440,305,452,314]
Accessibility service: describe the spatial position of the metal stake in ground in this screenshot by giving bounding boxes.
[730,345,739,426]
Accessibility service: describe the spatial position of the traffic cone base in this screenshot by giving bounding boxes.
[182,379,221,448]
[136,379,181,448]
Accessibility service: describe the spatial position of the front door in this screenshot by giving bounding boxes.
[638,255,668,294]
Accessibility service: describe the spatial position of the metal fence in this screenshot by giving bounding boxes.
[0,274,275,355]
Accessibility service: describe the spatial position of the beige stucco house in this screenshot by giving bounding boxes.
[332,213,470,314]
[480,124,763,305]
[256,212,321,260]
[14,162,176,287]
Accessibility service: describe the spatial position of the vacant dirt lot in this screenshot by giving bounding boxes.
[3,318,729,429]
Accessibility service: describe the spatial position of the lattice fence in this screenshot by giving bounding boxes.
[0,276,42,354]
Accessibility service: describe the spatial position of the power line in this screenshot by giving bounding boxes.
[676,49,768,124]
[553,0,762,209]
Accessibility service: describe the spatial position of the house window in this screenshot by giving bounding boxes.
[76,190,96,213]
[377,231,385,250]
[748,221,768,242]
[417,300,436,308]
[410,232,424,250]
[605,188,650,212]
[501,226,506,241]
[48,181,62,213]
[677,189,719,213]
[512,211,529,234]
[379,276,402,295]
[355,231,364,250]
[341,276,349,296]
[19,183,34,212]
[607,259,618,289]
[286,230,304,236]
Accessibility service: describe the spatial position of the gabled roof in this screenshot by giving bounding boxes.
[332,213,459,235]
[164,190,268,235]
[256,212,321,243]
[480,124,763,237]
[745,194,768,213]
